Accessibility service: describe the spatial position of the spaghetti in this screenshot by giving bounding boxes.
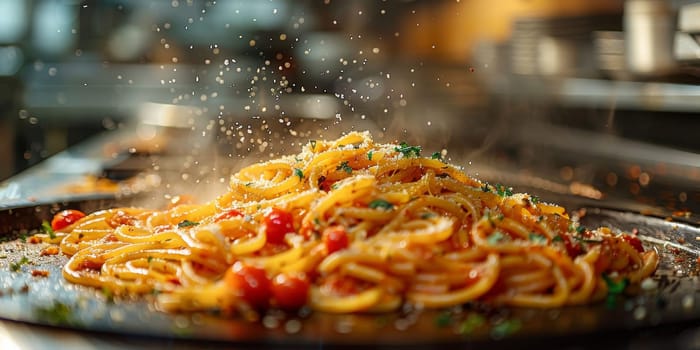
[36,131,659,314]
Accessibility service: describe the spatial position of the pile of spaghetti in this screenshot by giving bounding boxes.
[38,131,659,315]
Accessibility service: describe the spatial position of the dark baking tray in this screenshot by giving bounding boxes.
[0,197,699,349]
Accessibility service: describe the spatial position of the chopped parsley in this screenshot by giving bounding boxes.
[434,311,452,328]
[41,220,56,239]
[487,231,506,244]
[480,184,491,193]
[368,199,394,210]
[367,150,373,161]
[431,152,443,160]
[490,319,522,339]
[177,220,200,228]
[568,223,587,234]
[603,275,629,294]
[395,142,422,158]
[337,161,353,174]
[494,184,513,197]
[552,235,564,242]
[529,195,540,204]
[34,302,79,326]
[10,256,30,272]
[459,313,486,334]
[528,233,547,244]
[294,168,304,180]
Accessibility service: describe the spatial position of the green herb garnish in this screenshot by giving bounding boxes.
[41,220,56,239]
[603,274,629,295]
[552,235,563,242]
[568,223,586,234]
[481,184,490,193]
[530,195,540,204]
[294,168,304,180]
[459,313,486,335]
[431,152,443,160]
[177,220,200,228]
[487,231,505,245]
[494,184,513,197]
[34,302,78,326]
[368,199,394,210]
[395,142,422,158]
[490,319,522,339]
[435,311,452,328]
[337,161,353,174]
[10,256,30,272]
[528,233,547,244]
[367,150,373,161]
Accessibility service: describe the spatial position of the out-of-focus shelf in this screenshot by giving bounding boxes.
[492,76,700,113]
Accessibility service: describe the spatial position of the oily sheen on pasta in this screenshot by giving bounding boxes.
[42,131,659,314]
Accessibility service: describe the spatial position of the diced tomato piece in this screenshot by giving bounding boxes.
[622,234,644,253]
[51,209,86,231]
[263,208,295,245]
[271,272,310,310]
[214,209,243,222]
[322,225,349,254]
[224,262,271,309]
[561,234,582,257]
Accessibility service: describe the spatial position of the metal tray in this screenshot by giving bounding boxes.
[0,198,699,349]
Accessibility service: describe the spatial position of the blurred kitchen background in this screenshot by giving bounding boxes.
[1,0,700,215]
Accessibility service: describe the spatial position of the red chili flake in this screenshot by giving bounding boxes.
[31,270,50,277]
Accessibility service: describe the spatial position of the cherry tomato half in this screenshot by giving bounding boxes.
[224,262,271,309]
[51,209,86,231]
[263,208,294,245]
[322,225,349,254]
[272,272,310,310]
